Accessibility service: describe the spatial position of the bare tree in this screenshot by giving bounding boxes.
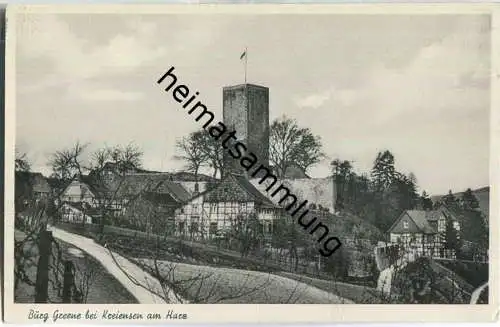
[15,149,31,172]
[228,212,264,258]
[90,143,144,173]
[270,115,325,178]
[197,130,224,179]
[174,132,208,182]
[90,147,112,171]
[48,141,89,181]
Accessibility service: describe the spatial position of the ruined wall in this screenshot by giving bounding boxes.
[250,177,336,213]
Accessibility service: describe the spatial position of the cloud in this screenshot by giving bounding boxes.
[68,86,144,102]
[15,13,490,194]
[17,14,167,81]
[295,90,332,109]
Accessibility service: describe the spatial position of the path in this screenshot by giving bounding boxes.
[47,225,183,304]
[137,258,353,304]
[470,282,488,304]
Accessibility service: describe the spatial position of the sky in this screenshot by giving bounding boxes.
[15,12,491,195]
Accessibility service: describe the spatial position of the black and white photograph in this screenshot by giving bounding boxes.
[4,4,499,324]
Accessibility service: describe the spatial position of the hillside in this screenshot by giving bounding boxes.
[431,186,489,221]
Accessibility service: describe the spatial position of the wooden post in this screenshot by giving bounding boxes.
[62,260,74,303]
[34,230,52,303]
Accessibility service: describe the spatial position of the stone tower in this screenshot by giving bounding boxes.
[222,83,269,176]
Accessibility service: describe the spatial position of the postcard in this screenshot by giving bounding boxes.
[3,3,499,323]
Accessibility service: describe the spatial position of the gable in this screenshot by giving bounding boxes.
[61,180,95,199]
[389,212,422,234]
[204,176,256,203]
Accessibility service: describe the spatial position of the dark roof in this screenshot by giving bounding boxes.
[154,180,191,203]
[79,173,191,204]
[390,206,459,234]
[102,162,150,173]
[169,171,216,182]
[404,210,436,234]
[232,174,275,206]
[88,162,216,183]
[201,173,276,207]
[15,171,51,193]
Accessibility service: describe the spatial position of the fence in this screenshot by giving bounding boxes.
[55,221,377,286]
[15,226,84,303]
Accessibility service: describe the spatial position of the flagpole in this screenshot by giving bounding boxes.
[244,46,248,85]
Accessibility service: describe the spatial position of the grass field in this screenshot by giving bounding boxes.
[277,271,385,303]
[135,258,353,304]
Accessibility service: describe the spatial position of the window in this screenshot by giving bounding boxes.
[209,222,218,235]
[178,222,185,234]
[438,218,446,232]
[403,221,409,229]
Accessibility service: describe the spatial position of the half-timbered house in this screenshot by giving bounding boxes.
[174,173,283,240]
[387,205,460,257]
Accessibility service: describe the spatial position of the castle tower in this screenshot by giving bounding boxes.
[222,84,269,176]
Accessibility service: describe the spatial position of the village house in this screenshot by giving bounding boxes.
[174,173,284,240]
[387,205,461,258]
[59,202,97,224]
[56,165,195,226]
[15,171,51,212]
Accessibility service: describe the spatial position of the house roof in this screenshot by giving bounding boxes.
[190,173,277,207]
[86,173,192,204]
[231,174,275,206]
[153,180,192,203]
[389,206,459,234]
[15,171,51,193]
[404,210,436,234]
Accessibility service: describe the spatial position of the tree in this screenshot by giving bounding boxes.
[15,149,31,172]
[90,143,144,173]
[461,208,488,252]
[461,188,479,211]
[323,246,349,279]
[174,132,208,182]
[391,172,419,211]
[442,190,460,211]
[331,159,353,211]
[196,130,224,178]
[230,212,264,257]
[270,116,325,178]
[371,150,396,191]
[48,141,88,181]
[442,219,461,255]
[419,191,433,211]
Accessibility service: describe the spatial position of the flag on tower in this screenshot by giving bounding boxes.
[241,47,248,84]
